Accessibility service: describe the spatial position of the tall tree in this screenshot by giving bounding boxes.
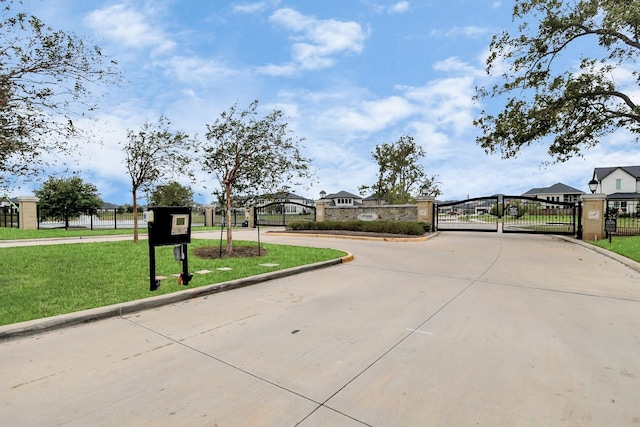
[475,0,640,162]
[359,135,440,204]
[150,181,194,207]
[34,176,102,229]
[202,100,313,254]
[122,117,196,242]
[0,0,119,186]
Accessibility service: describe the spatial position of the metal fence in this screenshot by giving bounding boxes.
[606,198,640,236]
[215,208,245,227]
[38,207,207,230]
[502,195,580,235]
[255,202,316,227]
[0,205,19,228]
[434,196,499,231]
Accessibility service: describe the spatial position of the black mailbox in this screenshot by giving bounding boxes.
[146,207,193,291]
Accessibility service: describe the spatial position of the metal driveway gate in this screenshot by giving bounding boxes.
[435,196,500,232]
[502,195,581,236]
[254,201,316,226]
[435,196,582,237]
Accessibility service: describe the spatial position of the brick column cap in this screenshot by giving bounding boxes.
[581,194,606,201]
[16,196,39,202]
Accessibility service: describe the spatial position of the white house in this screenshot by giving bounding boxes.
[255,192,314,214]
[318,190,363,207]
[522,182,584,204]
[591,166,640,195]
[592,166,640,215]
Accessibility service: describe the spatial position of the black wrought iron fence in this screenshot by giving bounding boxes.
[215,208,244,227]
[606,198,640,236]
[38,207,207,230]
[0,205,19,228]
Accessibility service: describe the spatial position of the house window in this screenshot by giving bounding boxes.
[616,179,622,190]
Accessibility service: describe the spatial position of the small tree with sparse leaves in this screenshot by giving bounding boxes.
[202,100,314,254]
[122,117,196,242]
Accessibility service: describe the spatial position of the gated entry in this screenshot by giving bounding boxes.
[435,196,499,231]
[254,201,316,226]
[435,195,582,237]
[502,195,581,235]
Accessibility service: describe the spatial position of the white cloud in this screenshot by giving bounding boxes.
[433,56,483,76]
[364,0,409,14]
[431,25,490,39]
[263,8,368,74]
[403,76,479,137]
[85,4,176,55]
[319,96,414,134]
[164,56,240,84]
[233,2,267,14]
[389,1,410,14]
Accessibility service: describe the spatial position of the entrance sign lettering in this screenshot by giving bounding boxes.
[357,212,379,221]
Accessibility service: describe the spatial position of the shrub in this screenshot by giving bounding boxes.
[287,220,429,235]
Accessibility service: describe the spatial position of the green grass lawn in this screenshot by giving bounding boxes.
[0,226,234,240]
[1,236,346,325]
[589,235,640,263]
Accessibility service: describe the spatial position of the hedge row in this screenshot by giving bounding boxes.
[287,220,431,235]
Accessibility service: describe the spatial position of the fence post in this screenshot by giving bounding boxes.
[416,196,435,228]
[203,205,215,227]
[248,206,256,228]
[581,194,606,241]
[17,196,39,229]
[314,199,330,222]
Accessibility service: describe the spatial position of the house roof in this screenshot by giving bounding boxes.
[593,166,640,181]
[606,192,640,200]
[522,182,584,196]
[323,191,361,199]
[262,191,306,200]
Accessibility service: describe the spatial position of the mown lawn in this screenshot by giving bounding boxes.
[1,235,346,325]
[589,235,640,263]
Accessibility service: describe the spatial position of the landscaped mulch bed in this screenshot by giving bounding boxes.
[194,246,267,259]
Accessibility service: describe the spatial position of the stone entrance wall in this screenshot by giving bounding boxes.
[325,205,417,222]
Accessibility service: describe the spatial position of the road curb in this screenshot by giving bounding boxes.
[555,235,640,274]
[0,256,351,341]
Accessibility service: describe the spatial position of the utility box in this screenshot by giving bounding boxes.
[146,207,193,291]
[147,207,192,246]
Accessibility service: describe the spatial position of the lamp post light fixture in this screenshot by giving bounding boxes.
[588,179,599,194]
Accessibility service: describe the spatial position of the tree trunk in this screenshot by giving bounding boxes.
[225,183,233,254]
[132,189,139,243]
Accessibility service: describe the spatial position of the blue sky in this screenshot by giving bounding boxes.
[9,0,640,204]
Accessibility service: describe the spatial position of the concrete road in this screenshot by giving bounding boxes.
[1,231,640,426]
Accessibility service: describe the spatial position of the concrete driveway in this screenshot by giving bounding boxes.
[1,231,640,426]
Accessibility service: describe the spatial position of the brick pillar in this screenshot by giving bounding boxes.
[315,200,330,222]
[581,194,606,241]
[203,205,215,227]
[17,196,39,230]
[416,196,435,226]
[247,206,255,227]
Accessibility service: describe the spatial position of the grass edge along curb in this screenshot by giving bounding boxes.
[0,255,351,341]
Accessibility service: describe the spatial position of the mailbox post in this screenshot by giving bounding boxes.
[605,218,617,243]
[145,207,193,291]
